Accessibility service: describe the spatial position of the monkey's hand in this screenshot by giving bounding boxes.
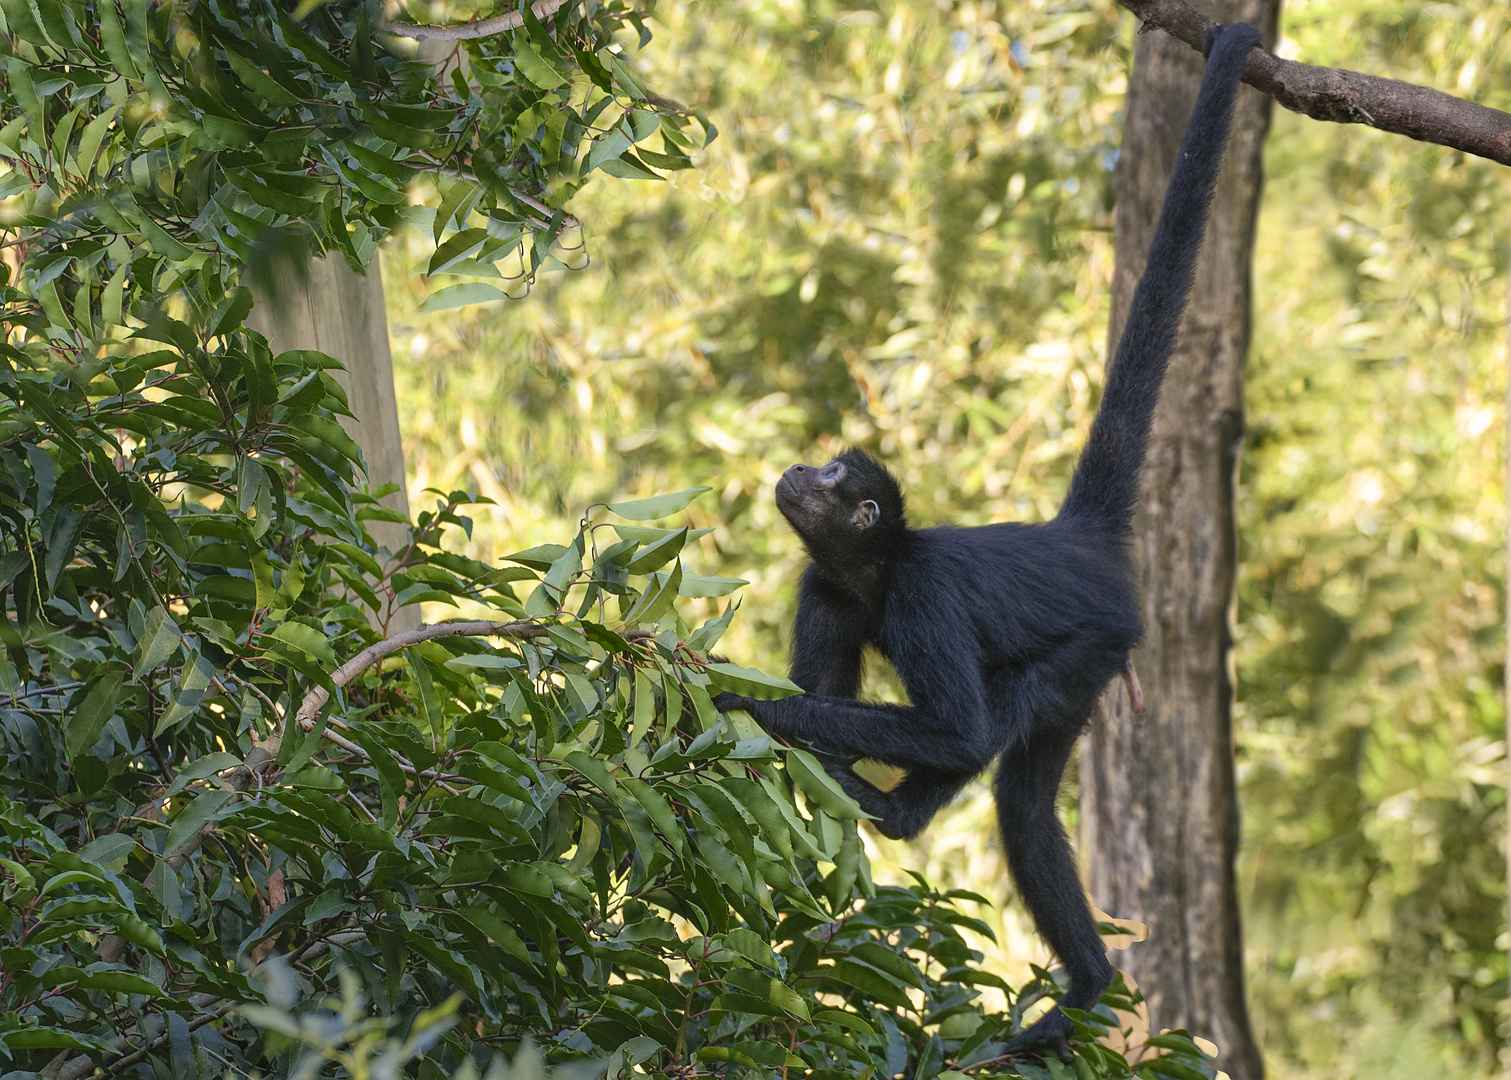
[712,692,796,738]
[711,691,756,715]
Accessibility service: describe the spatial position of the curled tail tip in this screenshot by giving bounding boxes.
[1202,21,1263,60]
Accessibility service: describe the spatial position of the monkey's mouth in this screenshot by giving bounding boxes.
[773,475,805,528]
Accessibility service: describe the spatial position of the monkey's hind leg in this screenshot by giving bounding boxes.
[995,735,1115,1064]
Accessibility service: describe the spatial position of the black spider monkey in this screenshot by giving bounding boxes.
[713,23,1263,1061]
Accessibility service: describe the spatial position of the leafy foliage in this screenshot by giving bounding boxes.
[0,0,712,348]
[0,319,1219,1077]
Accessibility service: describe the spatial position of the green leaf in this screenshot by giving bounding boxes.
[132,605,182,682]
[155,651,217,735]
[164,788,235,857]
[209,286,254,336]
[165,752,241,797]
[811,1008,877,1037]
[544,532,585,593]
[623,563,681,626]
[428,227,489,275]
[613,525,713,546]
[565,750,618,796]
[599,152,662,181]
[630,666,656,747]
[77,833,136,871]
[44,967,166,998]
[503,543,567,570]
[64,669,124,761]
[513,41,567,89]
[679,573,747,598]
[444,653,521,673]
[137,213,193,261]
[625,527,686,574]
[720,927,778,968]
[1,1026,116,1051]
[74,106,119,178]
[418,282,509,313]
[708,662,803,701]
[433,178,482,243]
[456,905,530,962]
[607,487,710,520]
[1140,1059,1210,1080]
[621,777,683,854]
[268,621,337,667]
[824,958,912,1009]
[786,748,866,819]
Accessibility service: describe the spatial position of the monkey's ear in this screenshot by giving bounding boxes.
[852,500,879,529]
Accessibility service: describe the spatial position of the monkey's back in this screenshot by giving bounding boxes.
[879,520,1142,727]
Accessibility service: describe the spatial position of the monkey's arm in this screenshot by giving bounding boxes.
[717,607,993,776]
[787,567,866,697]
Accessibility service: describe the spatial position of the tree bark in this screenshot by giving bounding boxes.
[246,255,419,632]
[1079,5,1276,1080]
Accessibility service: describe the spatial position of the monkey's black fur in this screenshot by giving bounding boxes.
[714,24,1262,1063]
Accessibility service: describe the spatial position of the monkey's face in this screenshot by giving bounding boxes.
[774,449,904,567]
[776,459,877,537]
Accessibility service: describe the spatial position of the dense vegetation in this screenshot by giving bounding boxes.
[0,0,1227,1076]
[382,0,1511,1077]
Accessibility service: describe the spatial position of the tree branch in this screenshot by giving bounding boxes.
[1119,0,1511,166]
[291,618,604,734]
[386,0,574,40]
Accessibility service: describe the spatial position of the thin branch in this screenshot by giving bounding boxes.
[292,619,545,733]
[288,618,650,735]
[4,680,85,704]
[386,0,574,41]
[1120,0,1511,166]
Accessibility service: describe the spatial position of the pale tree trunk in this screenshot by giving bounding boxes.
[247,255,419,633]
[1079,5,1278,1080]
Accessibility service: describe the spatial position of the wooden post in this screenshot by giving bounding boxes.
[246,255,419,632]
[1079,5,1278,1079]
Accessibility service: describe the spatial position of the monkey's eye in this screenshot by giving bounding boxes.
[816,462,847,488]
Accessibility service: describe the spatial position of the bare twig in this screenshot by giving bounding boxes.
[386,0,574,40]
[1120,0,1511,166]
[291,620,548,734]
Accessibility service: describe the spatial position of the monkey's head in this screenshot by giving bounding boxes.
[775,449,906,573]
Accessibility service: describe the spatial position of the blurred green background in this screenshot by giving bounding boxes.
[382,0,1510,1075]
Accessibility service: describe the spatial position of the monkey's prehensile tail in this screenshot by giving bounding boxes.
[1059,22,1262,537]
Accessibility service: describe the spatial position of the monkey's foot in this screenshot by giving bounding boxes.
[1122,658,1144,714]
[1004,1009,1074,1065]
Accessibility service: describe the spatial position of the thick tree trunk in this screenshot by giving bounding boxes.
[1079,6,1277,1080]
[246,255,419,632]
